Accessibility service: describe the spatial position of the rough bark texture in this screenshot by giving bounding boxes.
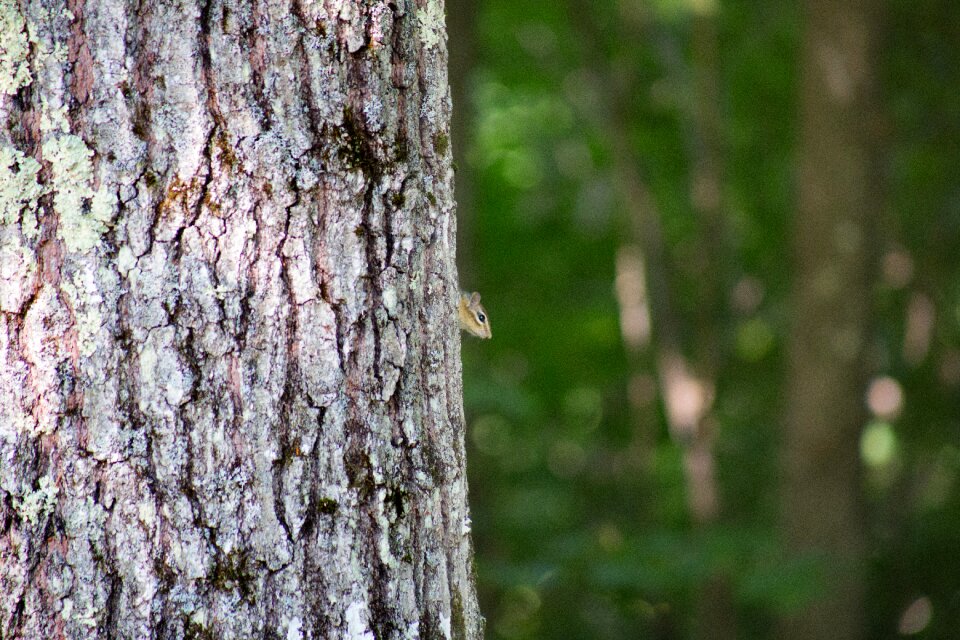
[781,0,878,638]
[0,0,483,638]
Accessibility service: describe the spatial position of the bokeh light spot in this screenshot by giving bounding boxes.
[736,318,775,362]
[860,421,897,468]
[865,376,904,420]
[898,596,933,635]
[472,414,512,456]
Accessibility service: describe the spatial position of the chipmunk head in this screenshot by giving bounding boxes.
[458,292,492,339]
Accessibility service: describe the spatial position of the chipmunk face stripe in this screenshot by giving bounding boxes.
[458,292,492,339]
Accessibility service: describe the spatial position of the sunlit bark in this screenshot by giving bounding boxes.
[0,1,482,638]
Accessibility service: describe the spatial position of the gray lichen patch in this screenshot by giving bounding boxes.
[0,239,37,312]
[0,0,32,95]
[13,474,58,527]
[417,0,446,50]
[0,146,44,237]
[42,134,116,252]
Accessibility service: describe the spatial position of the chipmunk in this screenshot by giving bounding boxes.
[458,292,492,339]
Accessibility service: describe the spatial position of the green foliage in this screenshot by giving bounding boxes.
[457,0,960,638]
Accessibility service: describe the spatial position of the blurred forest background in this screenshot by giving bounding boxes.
[447,0,960,638]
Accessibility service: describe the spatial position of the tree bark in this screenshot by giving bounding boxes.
[781,0,879,638]
[0,0,482,638]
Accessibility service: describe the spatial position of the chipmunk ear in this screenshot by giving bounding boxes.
[469,292,481,306]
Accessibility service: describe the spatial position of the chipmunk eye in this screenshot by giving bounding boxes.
[477,313,486,323]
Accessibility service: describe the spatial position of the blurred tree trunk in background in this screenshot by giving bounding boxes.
[0,0,482,638]
[781,0,880,638]
[686,11,737,640]
[599,4,736,636]
[447,0,479,281]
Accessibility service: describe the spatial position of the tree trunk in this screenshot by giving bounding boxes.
[0,0,482,638]
[781,0,879,638]
[445,0,477,281]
